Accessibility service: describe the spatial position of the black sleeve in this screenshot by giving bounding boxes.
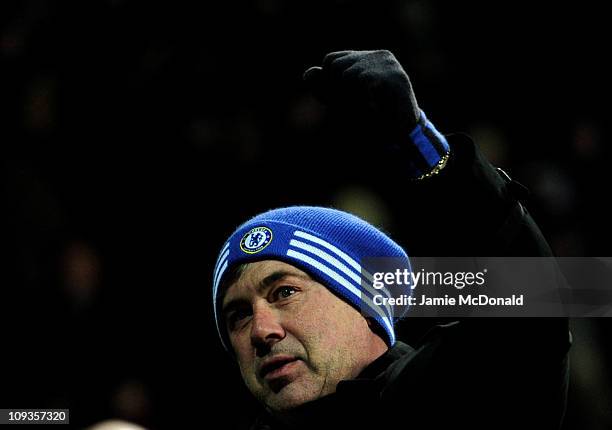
[386,134,571,429]
[391,132,550,257]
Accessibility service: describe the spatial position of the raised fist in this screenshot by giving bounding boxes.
[303,50,450,180]
[303,50,421,133]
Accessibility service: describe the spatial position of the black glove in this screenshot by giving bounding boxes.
[304,50,450,179]
[303,50,420,131]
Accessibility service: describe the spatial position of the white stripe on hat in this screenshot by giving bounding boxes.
[294,230,375,283]
[294,230,359,271]
[213,259,229,303]
[214,242,230,275]
[213,258,230,350]
[213,240,231,294]
[215,241,230,267]
[289,239,393,317]
[213,248,230,285]
[290,239,360,284]
[286,249,394,338]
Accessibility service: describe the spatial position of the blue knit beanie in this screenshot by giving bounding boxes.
[212,206,412,350]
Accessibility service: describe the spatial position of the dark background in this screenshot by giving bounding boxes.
[2,1,611,428]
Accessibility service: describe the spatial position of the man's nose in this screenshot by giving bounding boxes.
[250,303,285,351]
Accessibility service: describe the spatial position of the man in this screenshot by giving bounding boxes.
[212,51,571,429]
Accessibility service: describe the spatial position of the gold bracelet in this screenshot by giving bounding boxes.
[412,151,450,181]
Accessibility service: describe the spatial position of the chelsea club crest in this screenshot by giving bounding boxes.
[240,226,273,254]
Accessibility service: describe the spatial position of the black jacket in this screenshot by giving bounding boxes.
[250,135,572,429]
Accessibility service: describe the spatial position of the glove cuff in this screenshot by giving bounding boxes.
[406,110,450,179]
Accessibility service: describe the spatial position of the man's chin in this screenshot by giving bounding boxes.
[262,380,321,412]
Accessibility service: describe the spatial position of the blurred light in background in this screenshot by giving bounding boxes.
[332,186,393,231]
[86,419,147,430]
[62,241,101,310]
[468,123,510,167]
[110,380,151,424]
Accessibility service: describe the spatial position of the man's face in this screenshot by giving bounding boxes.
[221,260,387,413]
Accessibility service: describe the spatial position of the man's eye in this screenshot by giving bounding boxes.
[227,309,251,329]
[274,286,297,300]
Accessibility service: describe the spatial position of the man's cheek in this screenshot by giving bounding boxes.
[241,366,267,401]
[237,359,259,390]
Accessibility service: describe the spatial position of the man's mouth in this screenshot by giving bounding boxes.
[259,355,300,380]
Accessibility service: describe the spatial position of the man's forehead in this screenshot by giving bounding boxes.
[238,260,306,282]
